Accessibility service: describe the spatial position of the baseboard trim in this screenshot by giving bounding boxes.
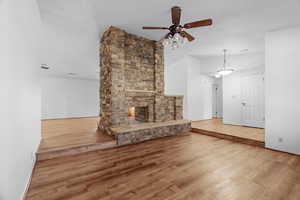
[265,147,300,156]
[22,138,41,200]
[22,159,37,200]
[41,116,99,121]
[191,128,265,148]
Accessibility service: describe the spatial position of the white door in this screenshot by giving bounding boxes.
[212,84,223,118]
[240,75,265,128]
[212,84,218,118]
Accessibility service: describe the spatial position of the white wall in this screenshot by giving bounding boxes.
[165,58,188,119]
[265,26,300,155]
[42,76,99,119]
[187,58,214,120]
[0,0,42,199]
[165,56,214,121]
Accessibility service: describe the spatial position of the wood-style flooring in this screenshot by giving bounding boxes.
[192,118,264,146]
[26,132,300,200]
[39,117,114,152]
[37,117,116,160]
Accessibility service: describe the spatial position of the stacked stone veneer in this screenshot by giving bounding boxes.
[111,120,191,145]
[98,26,190,142]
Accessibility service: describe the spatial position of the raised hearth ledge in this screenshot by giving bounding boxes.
[110,120,190,134]
[110,120,191,145]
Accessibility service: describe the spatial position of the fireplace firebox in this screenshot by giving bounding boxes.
[128,106,149,124]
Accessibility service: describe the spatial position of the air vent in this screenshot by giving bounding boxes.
[41,64,49,70]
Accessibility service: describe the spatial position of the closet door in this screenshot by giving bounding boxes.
[240,75,265,128]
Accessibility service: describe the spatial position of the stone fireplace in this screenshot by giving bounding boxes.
[98,26,191,145]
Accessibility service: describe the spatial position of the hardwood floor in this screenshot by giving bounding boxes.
[192,118,264,144]
[37,117,116,160]
[39,117,114,152]
[26,133,300,200]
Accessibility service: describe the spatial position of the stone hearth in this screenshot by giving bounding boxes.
[111,120,191,145]
[98,26,191,144]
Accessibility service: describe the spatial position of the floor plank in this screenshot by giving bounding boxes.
[26,133,300,200]
[39,117,114,153]
[192,118,264,142]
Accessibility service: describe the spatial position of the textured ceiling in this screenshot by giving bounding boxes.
[38,0,300,79]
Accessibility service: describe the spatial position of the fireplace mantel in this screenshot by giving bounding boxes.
[125,89,156,93]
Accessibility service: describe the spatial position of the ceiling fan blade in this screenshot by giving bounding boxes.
[143,26,169,30]
[184,19,213,29]
[180,31,195,41]
[171,6,181,24]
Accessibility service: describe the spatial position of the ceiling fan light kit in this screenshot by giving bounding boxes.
[143,6,212,50]
[163,33,188,49]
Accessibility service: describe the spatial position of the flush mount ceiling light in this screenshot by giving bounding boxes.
[217,49,234,76]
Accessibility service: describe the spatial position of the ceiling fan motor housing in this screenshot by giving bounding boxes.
[168,24,182,37]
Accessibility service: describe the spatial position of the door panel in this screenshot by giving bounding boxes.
[240,75,265,128]
[212,84,223,118]
[212,84,218,118]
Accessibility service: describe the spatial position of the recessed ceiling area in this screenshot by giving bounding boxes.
[38,0,300,79]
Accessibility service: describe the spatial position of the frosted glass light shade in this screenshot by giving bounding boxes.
[215,73,221,78]
[217,68,234,76]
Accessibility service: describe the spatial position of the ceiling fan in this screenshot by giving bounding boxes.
[143,6,213,47]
